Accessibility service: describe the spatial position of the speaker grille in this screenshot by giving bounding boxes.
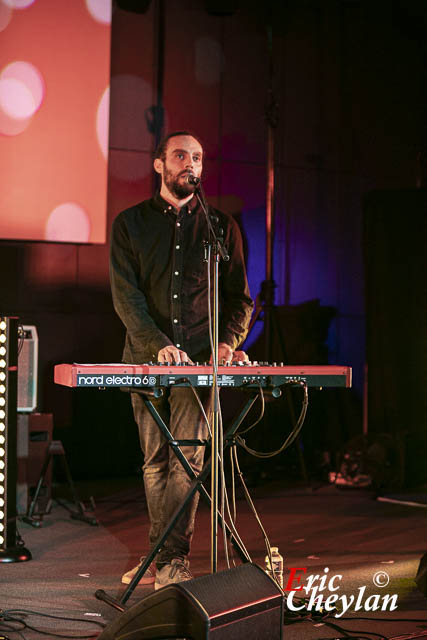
[17,325,38,412]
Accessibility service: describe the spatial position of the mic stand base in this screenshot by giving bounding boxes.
[0,545,32,563]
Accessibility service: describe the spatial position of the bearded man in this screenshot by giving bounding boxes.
[110,131,253,589]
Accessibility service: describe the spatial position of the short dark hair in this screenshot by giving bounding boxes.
[154,130,204,161]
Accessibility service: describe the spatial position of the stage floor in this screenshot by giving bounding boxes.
[1,477,427,639]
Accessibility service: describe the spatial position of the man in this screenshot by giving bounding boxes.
[110,131,253,590]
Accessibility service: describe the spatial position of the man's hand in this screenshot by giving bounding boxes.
[209,343,233,364]
[232,350,249,363]
[157,345,193,364]
[209,343,249,364]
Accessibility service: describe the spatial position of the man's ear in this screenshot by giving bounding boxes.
[153,158,163,175]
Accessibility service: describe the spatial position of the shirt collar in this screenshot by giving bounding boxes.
[153,192,198,216]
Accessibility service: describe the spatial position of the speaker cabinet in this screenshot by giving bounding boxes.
[99,563,283,640]
[16,413,53,514]
[17,325,38,412]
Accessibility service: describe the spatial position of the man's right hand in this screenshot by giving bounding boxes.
[157,345,193,364]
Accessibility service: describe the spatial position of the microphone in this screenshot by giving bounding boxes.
[187,173,200,186]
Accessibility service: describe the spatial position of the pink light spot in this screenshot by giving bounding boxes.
[45,203,91,243]
[0,61,44,119]
[0,106,31,136]
[0,2,12,33]
[2,0,36,8]
[96,86,109,159]
[85,0,111,25]
[0,77,35,119]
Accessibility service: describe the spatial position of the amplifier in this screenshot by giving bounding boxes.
[17,325,38,412]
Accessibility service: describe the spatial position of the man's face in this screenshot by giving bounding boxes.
[156,135,203,199]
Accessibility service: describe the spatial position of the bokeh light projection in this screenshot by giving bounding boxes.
[3,0,37,8]
[85,0,111,25]
[0,3,12,32]
[0,61,44,119]
[96,86,110,159]
[0,0,111,243]
[45,202,91,243]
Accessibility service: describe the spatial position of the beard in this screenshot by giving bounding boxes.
[163,166,195,199]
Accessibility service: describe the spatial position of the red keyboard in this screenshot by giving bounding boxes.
[54,363,352,389]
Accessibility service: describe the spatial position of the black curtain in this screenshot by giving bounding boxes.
[363,189,427,487]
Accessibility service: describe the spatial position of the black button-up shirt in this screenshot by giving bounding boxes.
[110,193,253,363]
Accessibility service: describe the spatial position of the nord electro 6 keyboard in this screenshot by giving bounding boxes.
[54,363,352,389]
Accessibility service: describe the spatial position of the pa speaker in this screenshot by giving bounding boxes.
[415,552,427,596]
[98,563,283,640]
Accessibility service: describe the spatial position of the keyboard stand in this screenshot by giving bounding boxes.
[95,390,261,611]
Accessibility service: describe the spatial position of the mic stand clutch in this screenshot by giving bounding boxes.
[194,181,228,574]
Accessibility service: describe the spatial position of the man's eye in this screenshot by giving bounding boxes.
[193,155,201,162]
[177,153,184,159]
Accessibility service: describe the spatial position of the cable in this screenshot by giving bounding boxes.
[218,399,230,569]
[321,618,387,639]
[235,383,265,435]
[232,446,279,584]
[174,378,212,438]
[17,325,25,357]
[0,628,25,640]
[338,616,427,624]
[1,609,105,639]
[235,381,308,458]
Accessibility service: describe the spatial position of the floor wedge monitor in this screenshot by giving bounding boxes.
[98,563,284,640]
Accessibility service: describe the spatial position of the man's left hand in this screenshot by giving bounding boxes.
[232,350,249,362]
[210,343,249,364]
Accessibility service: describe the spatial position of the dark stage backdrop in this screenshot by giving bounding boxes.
[364,189,427,486]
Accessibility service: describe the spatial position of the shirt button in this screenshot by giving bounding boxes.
[177,222,181,227]
[174,271,179,276]
[176,343,181,348]
[176,245,180,249]
[173,319,178,324]
[173,294,178,299]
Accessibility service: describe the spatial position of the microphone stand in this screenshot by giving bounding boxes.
[193,178,228,573]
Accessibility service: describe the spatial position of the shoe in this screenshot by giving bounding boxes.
[121,557,156,585]
[154,558,193,590]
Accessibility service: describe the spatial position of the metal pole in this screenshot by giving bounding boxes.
[210,254,220,573]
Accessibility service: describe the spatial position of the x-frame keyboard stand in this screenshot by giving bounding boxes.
[95,389,263,611]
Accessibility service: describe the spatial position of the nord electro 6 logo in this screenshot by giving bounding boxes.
[77,374,157,387]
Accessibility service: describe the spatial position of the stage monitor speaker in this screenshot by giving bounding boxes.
[17,325,38,412]
[415,552,427,596]
[98,563,284,640]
